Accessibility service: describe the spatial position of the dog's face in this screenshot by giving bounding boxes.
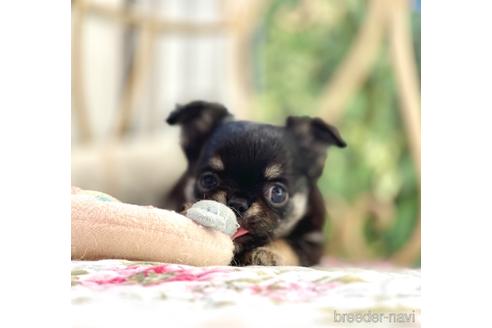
[167,101,346,247]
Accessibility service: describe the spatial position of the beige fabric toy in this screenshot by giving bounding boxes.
[71,187,238,266]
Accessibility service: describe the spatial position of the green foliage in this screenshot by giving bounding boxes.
[252,0,420,261]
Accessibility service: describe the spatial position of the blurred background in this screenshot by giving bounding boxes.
[72,0,420,267]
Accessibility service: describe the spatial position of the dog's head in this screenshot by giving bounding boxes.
[167,101,346,245]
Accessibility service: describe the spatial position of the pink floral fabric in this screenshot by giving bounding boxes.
[72,260,420,327]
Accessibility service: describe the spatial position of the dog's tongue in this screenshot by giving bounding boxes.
[232,227,249,240]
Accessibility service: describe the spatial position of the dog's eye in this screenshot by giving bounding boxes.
[266,183,289,206]
[199,172,219,191]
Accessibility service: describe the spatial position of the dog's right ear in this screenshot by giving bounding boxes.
[166,101,232,163]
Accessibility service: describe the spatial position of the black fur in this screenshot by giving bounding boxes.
[161,101,346,266]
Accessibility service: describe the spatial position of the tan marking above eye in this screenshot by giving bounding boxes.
[209,155,224,171]
[264,164,282,179]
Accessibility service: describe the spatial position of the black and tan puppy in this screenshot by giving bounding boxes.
[162,101,346,266]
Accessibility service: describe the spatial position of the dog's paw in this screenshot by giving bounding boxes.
[243,247,281,266]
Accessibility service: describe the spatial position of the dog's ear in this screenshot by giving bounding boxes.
[167,101,232,163]
[286,116,346,179]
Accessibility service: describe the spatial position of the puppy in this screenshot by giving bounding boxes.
[162,101,346,266]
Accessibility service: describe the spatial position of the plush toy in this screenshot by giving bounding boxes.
[184,200,239,236]
[71,187,240,266]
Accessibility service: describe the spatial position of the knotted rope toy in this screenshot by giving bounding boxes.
[71,187,246,266]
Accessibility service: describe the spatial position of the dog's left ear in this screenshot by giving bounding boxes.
[286,116,346,179]
[167,101,232,163]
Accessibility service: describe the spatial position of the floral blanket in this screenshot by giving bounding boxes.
[72,260,420,327]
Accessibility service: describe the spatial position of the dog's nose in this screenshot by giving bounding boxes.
[227,197,250,215]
